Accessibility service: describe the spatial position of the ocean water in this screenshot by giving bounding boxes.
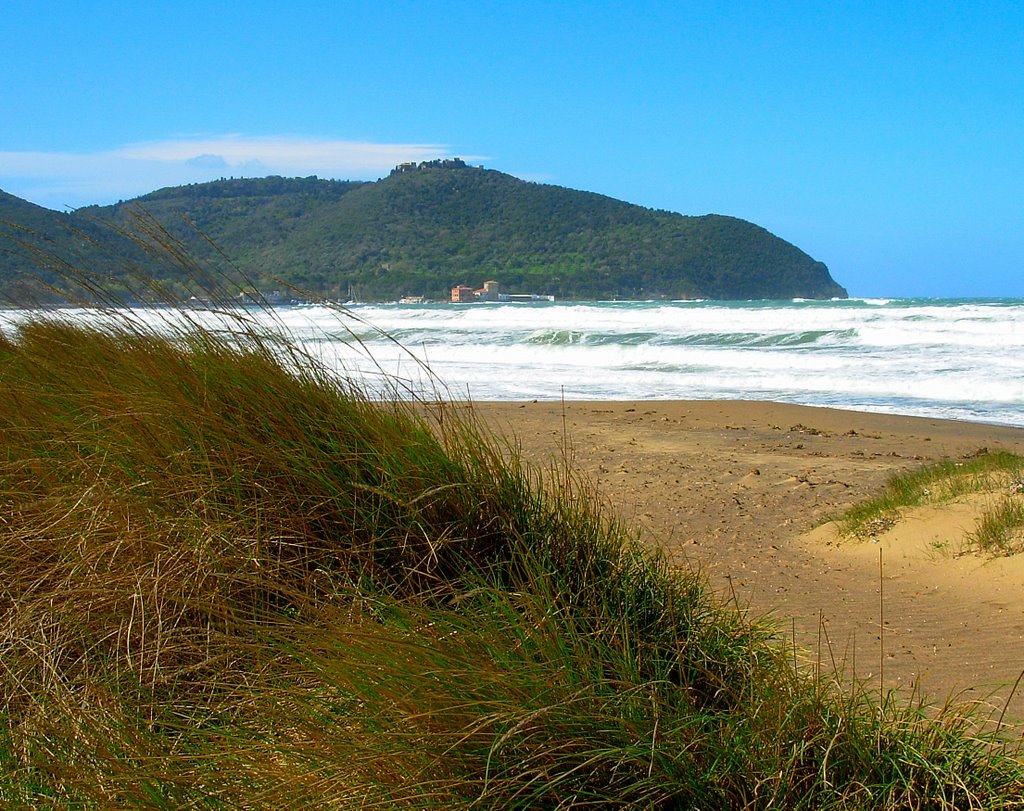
[3,298,1023,427]
[267,297,1023,427]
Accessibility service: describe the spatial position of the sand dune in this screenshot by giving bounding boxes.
[474,400,1024,722]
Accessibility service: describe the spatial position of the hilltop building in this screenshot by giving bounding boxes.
[392,158,469,175]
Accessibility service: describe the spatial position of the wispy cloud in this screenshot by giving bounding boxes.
[0,135,466,210]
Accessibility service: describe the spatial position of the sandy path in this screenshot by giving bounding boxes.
[471,400,1024,722]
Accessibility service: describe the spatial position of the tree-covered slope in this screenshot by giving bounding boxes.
[1,162,847,302]
[0,190,136,302]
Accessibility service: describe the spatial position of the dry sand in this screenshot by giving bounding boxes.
[471,400,1024,722]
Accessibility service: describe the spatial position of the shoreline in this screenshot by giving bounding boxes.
[471,399,1024,720]
[473,397,1024,431]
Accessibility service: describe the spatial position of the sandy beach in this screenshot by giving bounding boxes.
[472,400,1024,722]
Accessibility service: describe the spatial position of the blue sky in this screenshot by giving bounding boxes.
[2,1,1022,297]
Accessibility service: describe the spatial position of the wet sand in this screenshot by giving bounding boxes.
[471,400,1024,722]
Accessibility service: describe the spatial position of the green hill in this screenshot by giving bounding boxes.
[1,160,847,302]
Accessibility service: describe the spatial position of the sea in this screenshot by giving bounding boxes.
[272,297,1024,428]
[3,298,1023,428]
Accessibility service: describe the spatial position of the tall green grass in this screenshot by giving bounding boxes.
[1,305,1022,807]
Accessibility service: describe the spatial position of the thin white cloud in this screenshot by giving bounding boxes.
[186,153,231,170]
[0,135,469,210]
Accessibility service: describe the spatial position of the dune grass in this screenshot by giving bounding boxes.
[837,451,1024,548]
[970,495,1024,556]
[0,303,1023,808]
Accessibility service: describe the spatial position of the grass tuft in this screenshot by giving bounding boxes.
[969,496,1024,556]
[837,451,1024,544]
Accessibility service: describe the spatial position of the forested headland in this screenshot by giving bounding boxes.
[1,160,846,302]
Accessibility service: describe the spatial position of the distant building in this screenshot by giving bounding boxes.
[501,293,555,302]
[451,279,553,303]
[391,158,470,176]
[476,280,500,301]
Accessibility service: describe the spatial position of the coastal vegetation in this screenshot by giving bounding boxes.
[837,450,1024,554]
[0,160,847,302]
[1,286,1022,806]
